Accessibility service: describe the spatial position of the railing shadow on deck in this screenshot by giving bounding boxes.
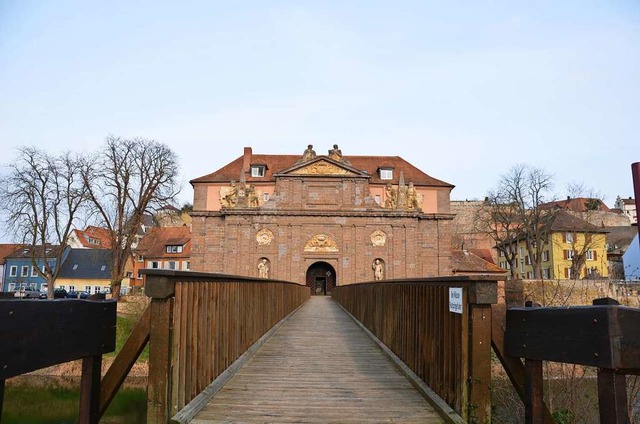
[332,276,498,424]
[98,270,309,424]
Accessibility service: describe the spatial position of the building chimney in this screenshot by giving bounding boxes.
[243,147,252,173]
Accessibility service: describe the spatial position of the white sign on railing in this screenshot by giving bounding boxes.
[449,287,463,314]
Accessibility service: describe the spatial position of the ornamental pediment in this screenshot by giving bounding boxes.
[279,158,366,177]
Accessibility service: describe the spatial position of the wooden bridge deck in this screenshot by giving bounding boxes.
[191,296,445,423]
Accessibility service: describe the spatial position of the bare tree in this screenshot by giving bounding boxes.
[487,164,555,279]
[82,136,179,300]
[0,147,87,298]
[474,190,521,279]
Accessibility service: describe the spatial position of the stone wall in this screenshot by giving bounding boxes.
[505,279,640,307]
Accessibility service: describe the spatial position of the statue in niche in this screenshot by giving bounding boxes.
[301,144,316,162]
[384,184,397,209]
[247,185,260,207]
[258,258,270,279]
[372,259,384,281]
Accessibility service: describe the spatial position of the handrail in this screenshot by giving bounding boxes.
[504,297,640,423]
[0,299,116,424]
[143,270,309,424]
[332,276,498,423]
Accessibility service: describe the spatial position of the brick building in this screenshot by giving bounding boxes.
[190,145,455,294]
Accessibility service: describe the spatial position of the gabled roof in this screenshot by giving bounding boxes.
[550,210,608,233]
[540,197,610,212]
[135,226,191,259]
[58,249,112,280]
[0,244,23,265]
[72,226,112,248]
[190,151,453,188]
[6,245,64,259]
[451,250,505,274]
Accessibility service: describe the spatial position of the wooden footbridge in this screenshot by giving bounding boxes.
[2,270,639,424]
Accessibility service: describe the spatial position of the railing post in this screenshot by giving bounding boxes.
[146,275,176,424]
[467,281,497,423]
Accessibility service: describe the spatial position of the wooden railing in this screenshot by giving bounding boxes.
[332,276,498,423]
[142,270,309,424]
[0,299,116,424]
[504,298,640,424]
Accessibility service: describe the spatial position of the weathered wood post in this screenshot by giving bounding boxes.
[145,274,176,424]
[467,280,497,423]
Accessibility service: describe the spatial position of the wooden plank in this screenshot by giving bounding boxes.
[190,297,447,423]
[0,379,5,420]
[468,304,492,423]
[506,306,640,369]
[597,368,629,423]
[524,359,544,424]
[490,305,554,424]
[0,300,116,379]
[79,355,101,424]
[99,302,151,418]
[147,297,174,424]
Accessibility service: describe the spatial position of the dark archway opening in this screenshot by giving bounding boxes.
[306,262,336,296]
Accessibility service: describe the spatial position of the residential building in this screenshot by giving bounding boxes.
[2,245,69,293]
[189,145,454,293]
[451,249,506,277]
[540,197,610,212]
[0,244,23,292]
[623,233,640,281]
[56,248,113,294]
[497,210,609,280]
[614,196,637,224]
[133,226,191,287]
[67,226,112,249]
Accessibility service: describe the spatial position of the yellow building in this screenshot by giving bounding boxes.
[498,210,608,280]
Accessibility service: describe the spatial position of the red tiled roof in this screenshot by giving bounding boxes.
[190,150,453,188]
[451,250,505,274]
[73,226,112,248]
[135,226,191,259]
[0,244,23,265]
[550,210,608,233]
[540,198,610,212]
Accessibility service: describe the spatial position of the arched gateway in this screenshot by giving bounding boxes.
[306,262,336,296]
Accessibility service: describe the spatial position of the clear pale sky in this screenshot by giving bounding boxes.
[1,1,639,210]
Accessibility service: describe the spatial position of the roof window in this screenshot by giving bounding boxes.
[166,245,183,254]
[251,165,266,178]
[379,168,393,180]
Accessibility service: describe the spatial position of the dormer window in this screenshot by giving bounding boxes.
[379,168,393,180]
[166,245,183,254]
[251,165,266,177]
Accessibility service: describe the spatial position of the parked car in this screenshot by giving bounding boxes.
[15,287,40,299]
[54,288,68,298]
[66,290,89,299]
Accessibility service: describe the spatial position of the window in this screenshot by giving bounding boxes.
[542,251,549,262]
[100,265,107,271]
[586,250,597,261]
[520,260,525,273]
[8,283,16,291]
[525,255,531,265]
[166,261,177,270]
[72,264,79,270]
[526,271,534,279]
[499,250,505,257]
[126,271,133,278]
[93,286,101,294]
[379,168,393,180]
[9,266,17,277]
[137,255,144,262]
[31,266,38,277]
[565,268,572,279]
[21,266,29,277]
[251,166,265,177]
[564,250,575,260]
[542,268,551,279]
[519,247,525,258]
[148,261,159,269]
[166,245,183,254]
[137,271,143,279]
[69,285,75,291]
[87,237,100,245]
[84,285,91,293]
[565,232,574,243]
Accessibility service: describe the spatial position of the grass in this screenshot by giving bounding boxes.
[105,315,149,361]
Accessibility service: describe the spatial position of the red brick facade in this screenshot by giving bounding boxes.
[190,146,454,290]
